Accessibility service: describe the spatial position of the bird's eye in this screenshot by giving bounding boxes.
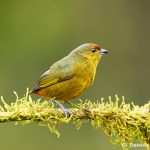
[91,48,97,52]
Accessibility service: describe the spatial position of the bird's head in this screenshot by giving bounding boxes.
[71,43,108,65]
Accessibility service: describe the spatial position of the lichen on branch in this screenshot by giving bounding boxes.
[0,89,149,149]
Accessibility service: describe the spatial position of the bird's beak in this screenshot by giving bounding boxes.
[100,49,108,55]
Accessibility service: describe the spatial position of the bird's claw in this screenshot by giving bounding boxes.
[63,108,70,117]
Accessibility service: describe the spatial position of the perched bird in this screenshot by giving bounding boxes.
[31,43,108,115]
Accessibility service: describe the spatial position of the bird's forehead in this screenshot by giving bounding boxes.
[71,43,101,53]
[79,43,101,50]
[91,44,101,50]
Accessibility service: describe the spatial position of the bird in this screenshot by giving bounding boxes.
[31,43,108,116]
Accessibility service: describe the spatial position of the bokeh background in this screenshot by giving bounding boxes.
[0,0,150,150]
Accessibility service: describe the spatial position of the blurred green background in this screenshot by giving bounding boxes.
[0,0,150,150]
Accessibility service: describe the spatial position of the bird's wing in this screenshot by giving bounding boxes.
[37,61,74,89]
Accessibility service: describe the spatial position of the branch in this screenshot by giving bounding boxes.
[0,90,149,149]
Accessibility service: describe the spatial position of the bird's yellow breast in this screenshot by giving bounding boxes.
[37,56,99,102]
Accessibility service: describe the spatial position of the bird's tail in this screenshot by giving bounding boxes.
[31,86,41,93]
[18,86,45,100]
[30,86,47,97]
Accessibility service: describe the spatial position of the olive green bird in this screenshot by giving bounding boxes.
[31,43,108,115]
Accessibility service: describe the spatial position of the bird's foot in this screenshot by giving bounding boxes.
[54,100,70,117]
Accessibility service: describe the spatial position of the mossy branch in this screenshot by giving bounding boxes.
[0,89,149,150]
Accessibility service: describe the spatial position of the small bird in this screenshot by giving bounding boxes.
[31,43,108,115]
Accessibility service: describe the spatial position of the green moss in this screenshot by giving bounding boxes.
[0,89,149,149]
